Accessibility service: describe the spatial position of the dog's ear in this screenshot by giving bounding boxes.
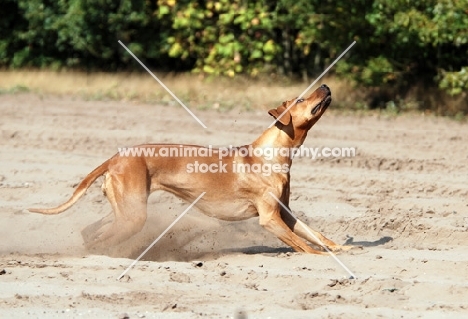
[268,103,291,126]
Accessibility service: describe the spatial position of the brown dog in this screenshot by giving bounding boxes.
[30,84,350,254]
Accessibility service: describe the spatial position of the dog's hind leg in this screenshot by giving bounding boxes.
[83,163,149,250]
[81,212,114,245]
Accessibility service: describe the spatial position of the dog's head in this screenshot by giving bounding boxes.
[268,84,331,129]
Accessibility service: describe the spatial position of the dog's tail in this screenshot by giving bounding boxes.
[29,159,111,215]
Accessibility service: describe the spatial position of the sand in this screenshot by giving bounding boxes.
[1,93,467,318]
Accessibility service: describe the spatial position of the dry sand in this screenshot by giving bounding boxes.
[0,93,467,318]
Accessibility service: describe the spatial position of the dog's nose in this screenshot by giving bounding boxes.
[320,84,330,91]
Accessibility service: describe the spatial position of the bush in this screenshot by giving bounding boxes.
[1,0,467,108]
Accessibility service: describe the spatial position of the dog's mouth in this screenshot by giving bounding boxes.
[311,95,332,115]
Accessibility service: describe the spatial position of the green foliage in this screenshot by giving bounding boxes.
[440,67,468,95]
[155,0,279,76]
[1,0,467,100]
[6,0,160,69]
[362,0,468,93]
[0,0,26,66]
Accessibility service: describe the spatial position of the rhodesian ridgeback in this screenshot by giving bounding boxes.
[30,84,351,254]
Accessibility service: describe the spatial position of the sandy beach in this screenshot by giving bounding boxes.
[1,93,467,318]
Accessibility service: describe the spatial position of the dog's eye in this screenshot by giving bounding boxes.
[296,98,304,103]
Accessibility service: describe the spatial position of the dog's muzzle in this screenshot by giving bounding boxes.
[312,95,332,114]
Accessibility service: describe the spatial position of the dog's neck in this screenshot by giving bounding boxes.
[251,123,309,165]
[253,121,309,147]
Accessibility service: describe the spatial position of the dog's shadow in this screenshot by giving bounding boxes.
[344,236,393,247]
[223,236,393,256]
[223,246,294,255]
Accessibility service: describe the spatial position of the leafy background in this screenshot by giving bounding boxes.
[1,0,467,114]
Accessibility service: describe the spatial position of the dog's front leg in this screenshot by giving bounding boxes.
[278,207,353,252]
[256,198,326,255]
